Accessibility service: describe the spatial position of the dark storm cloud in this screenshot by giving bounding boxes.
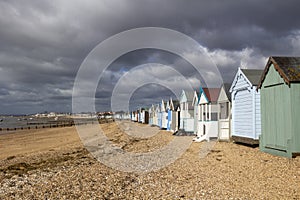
[1,0,300,114]
[106,49,200,82]
[0,88,9,96]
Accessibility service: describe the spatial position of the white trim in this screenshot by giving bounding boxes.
[231,92,235,136]
[209,104,211,121]
[252,88,256,138]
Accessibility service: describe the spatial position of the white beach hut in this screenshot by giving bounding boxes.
[153,104,160,126]
[179,90,195,133]
[159,100,168,129]
[167,98,180,132]
[192,90,199,135]
[148,105,154,125]
[196,87,220,140]
[229,68,263,144]
[217,83,232,141]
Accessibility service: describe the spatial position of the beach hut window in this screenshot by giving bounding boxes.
[220,102,229,119]
[211,113,218,121]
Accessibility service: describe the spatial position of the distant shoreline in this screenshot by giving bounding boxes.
[0,116,114,133]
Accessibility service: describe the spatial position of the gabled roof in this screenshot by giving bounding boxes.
[172,100,180,110]
[160,99,166,111]
[201,88,220,103]
[185,91,195,102]
[241,69,263,85]
[258,56,300,88]
[169,98,180,111]
[166,100,170,110]
[223,83,231,101]
[192,90,199,105]
[148,104,155,112]
[217,83,231,102]
[155,104,160,112]
[180,90,194,103]
[230,68,264,92]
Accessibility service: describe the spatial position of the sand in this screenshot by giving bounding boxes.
[0,121,299,199]
[0,126,82,159]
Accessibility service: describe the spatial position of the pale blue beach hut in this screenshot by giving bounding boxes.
[179,90,195,133]
[229,68,263,144]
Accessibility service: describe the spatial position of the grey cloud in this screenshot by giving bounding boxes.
[1,0,300,114]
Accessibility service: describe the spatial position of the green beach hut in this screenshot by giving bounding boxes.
[258,56,300,158]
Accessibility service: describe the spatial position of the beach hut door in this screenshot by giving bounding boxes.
[178,111,180,129]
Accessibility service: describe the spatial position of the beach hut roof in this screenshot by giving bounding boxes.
[192,90,199,105]
[241,69,263,86]
[185,91,195,102]
[258,56,300,88]
[180,90,195,104]
[221,83,232,101]
[169,98,180,110]
[201,88,220,103]
[172,100,180,110]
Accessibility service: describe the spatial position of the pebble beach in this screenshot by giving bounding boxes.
[0,121,299,199]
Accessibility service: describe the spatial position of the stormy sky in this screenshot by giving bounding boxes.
[1,0,300,114]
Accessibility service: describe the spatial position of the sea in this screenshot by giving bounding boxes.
[0,115,101,132]
[0,116,67,129]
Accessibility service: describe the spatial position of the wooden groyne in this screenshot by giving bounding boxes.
[0,118,115,132]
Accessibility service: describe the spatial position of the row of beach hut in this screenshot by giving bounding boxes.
[128,56,300,158]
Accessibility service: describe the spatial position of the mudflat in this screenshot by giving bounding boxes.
[0,121,299,199]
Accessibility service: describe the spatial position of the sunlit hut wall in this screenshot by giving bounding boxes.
[229,68,263,145]
[139,108,143,123]
[192,90,199,136]
[165,99,171,130]
[157,100,164,129]
[159,99,168,129]
[138,108,143,123]
[153,104,160,127]
[166,99,171,131]
[172,99,180,132]
[179,90,195,133]
[258,56,300,158]
[136,110,139,122]
[131,111,136,122]
[148,105,154,126]
[217,83,232,141]
[196,87,220,140]
[166,98,180,132]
